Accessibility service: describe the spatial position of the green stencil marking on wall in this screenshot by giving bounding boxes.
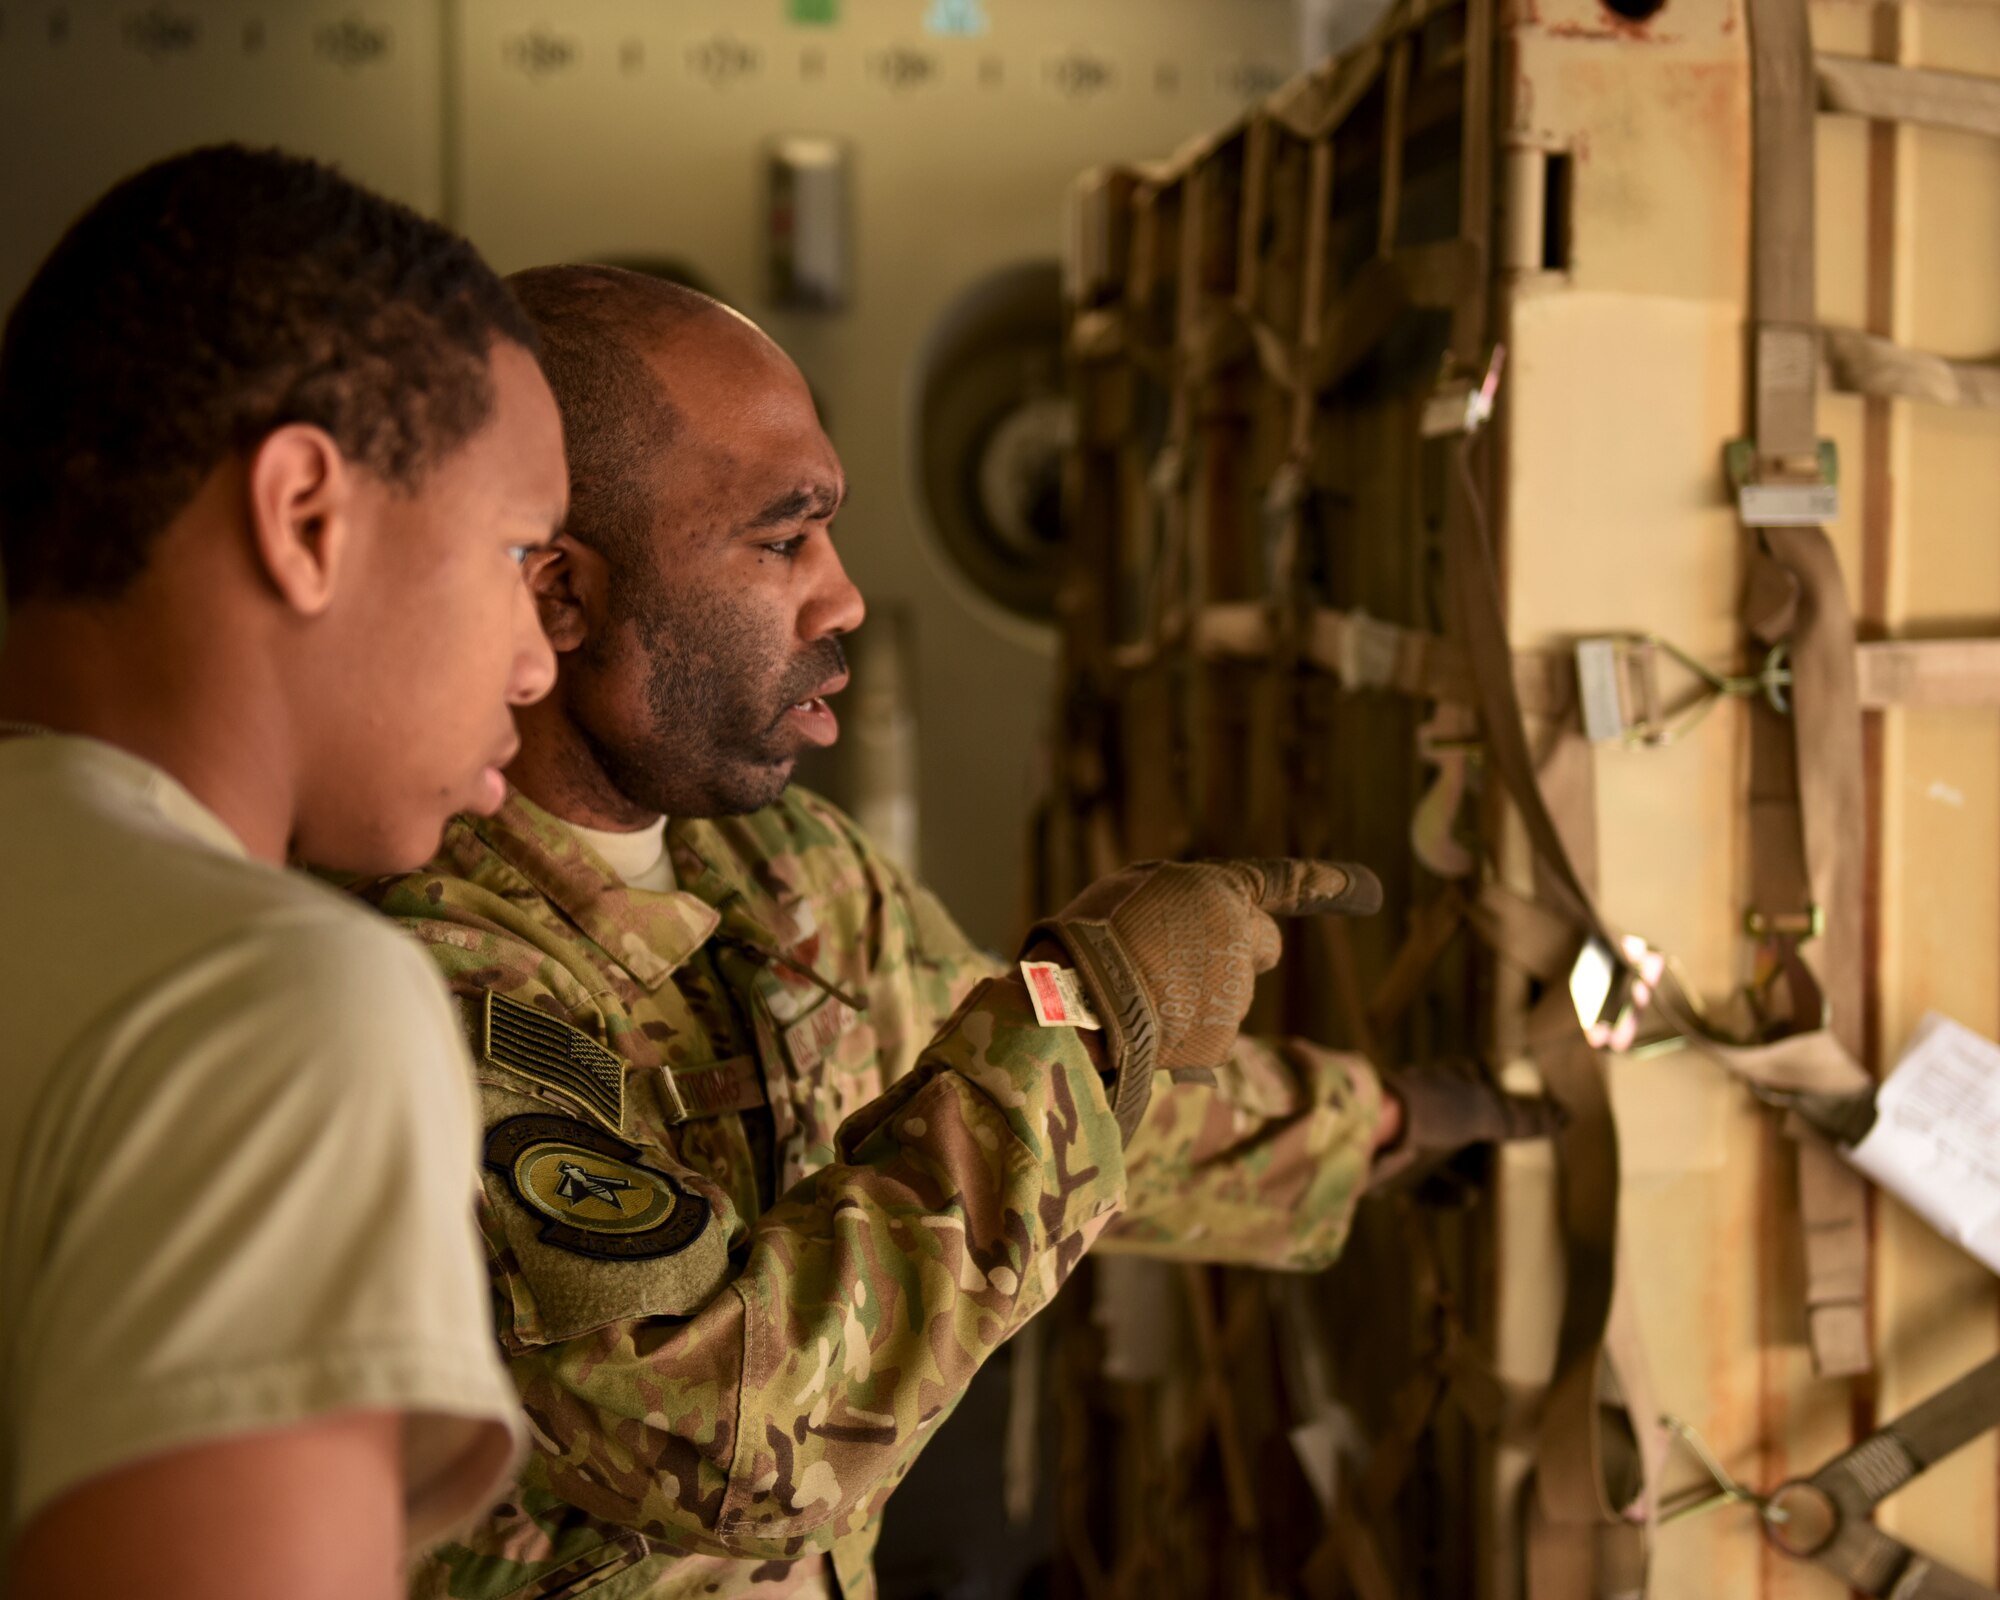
[925,0,990,36]
[788,0,840,24]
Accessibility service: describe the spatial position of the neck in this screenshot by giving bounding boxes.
[0,599,297,862]
[507,691,661,832]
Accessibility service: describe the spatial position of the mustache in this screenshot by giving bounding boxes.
[771,638,849,714]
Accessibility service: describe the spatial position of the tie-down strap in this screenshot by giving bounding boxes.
[1761,1353,2000,1597]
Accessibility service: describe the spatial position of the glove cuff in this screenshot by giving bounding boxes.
[1027,917,1160,1144]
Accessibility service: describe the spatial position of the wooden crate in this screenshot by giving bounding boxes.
[1046,0,2000,1592]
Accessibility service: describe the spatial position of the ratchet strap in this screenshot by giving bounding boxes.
[1444,409,1662,1598]
[1763,1353,2000,1597]
[1742,0,1875,1377]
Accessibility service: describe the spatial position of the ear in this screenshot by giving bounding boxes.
[245,425,352,618]
[524,533,604,654]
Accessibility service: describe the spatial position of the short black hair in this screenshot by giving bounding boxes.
[505,264,720,581]
[0,143,537,604]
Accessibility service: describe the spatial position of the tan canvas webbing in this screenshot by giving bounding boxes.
[1441,434,1656,1597]
[1132,598,2000,719]
[1520,996,1643,1600]
[1764,1354,2000,1596]
[1743,538,1873,1371]
[1309,240,1484,394]
[1856,638,2000,706]
[1125,176,1197,861]
[1746,0,1876,1378]
[1445,450,1611,946]
[1824,326,2000,412]
[1818,53,2000,142]
[1244,116,1334,859]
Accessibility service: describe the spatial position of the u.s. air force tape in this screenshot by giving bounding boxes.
[484,1114,708,1262]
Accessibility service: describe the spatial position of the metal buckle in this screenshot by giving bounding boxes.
[1420,346,1506,439]
[1568,935,1633,1035]
[1725,437,1841,527]
[1575,633,1793,747]
[1743,902,1825,942]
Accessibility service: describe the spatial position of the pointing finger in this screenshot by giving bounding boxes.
[1248,908,1283,973]
[1225,858,1383,919]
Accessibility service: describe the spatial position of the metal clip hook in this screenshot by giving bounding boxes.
[1575,635,1794,748]
[1657,1415,1791,1527]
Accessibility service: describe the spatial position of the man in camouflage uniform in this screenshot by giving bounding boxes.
[360,267,1546,1599]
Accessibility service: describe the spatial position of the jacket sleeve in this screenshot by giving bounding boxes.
[818,797,1378,1278]
[1095,1035,1386,1272]
[518,975,1121,1559]
[426,915,1126,1566]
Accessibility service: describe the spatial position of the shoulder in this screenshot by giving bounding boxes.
[123,862,446,1026]
[347,815,514,928]
[704,786,892,898]
[710,789,987,975]
[205,896,464,1084]
[55,888,474,1176]
[348,830,573,1000]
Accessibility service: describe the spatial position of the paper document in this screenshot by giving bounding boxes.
[1846,1012,2000,1276]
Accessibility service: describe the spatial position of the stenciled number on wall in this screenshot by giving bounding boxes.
[1044,50,1113,99]
[688,32,760,87]
[316,16,390,70]
[871,45,940,91]
[504,25,576,80]
[124,4,198,60]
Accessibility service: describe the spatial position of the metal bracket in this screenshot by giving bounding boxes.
[1575,633,1794,747]
[1725,436,1841,527]
[1743,902,1825,942]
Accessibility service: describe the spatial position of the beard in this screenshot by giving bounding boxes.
[583,573,846,819]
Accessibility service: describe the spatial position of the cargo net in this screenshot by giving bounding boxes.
[1029,1,1513,1594]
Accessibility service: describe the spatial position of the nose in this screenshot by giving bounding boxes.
[802,540,866,642]
[508,576,558,706]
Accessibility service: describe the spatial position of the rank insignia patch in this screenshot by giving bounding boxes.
[484,1114,709,1261]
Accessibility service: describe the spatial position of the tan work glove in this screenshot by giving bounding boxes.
[1030,858,1381,1140]
[1368,1061,1568,1191]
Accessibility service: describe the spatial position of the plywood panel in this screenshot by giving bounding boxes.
[1813,0,1998,1578]
[1500,0,2000,1588]
[1054,3,2000,1589]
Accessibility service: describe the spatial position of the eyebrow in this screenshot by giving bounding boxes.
[746,481,845,530]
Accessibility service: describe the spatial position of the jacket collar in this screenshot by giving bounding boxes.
[462,792,813,992]
[463,791,720,991]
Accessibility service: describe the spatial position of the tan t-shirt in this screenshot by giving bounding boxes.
[0,735,524,1576]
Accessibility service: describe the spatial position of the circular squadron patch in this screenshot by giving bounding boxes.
[484,1114,709,1261]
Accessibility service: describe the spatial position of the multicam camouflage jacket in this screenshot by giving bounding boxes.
[359,788,1383,1600]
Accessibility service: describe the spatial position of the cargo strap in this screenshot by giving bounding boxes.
[1824,326,2000,412]
[1744,0,1875,1377]
[1129,171,1198,862]
[1441,321,1892,1593]
[1760,1354,2000,1597]
[1443,397,1663,1597]
[1819,53,2000,141]
[1113,601,2000,718]
[1244,103,1335,856]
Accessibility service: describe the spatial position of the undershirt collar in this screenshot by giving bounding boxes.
[564,814,674,892]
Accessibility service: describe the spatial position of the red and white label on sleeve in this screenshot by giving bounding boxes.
[1020,960,1103,1031]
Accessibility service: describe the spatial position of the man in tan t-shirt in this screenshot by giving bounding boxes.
[0,146,567,1598]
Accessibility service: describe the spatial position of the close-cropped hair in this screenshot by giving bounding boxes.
[506,264,718,584]
[0,143,537,604]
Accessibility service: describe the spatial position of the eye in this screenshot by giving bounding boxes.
[760,535,808,561]
[507,543,537,566]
